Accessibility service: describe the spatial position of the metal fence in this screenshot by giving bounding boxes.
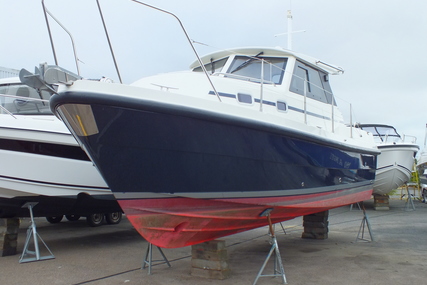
[0,66,19,79]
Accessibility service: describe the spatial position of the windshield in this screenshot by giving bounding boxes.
[226,56,287,84]
[360,126,401,143]
[0,83,52,115]
[193,57,228,74]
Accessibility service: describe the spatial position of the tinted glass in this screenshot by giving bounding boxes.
[227,56,287,84]
[237,93,252,104]
[193,57,228,74]
[290,60,336,105]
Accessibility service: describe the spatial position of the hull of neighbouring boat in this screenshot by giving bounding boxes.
[417,149,427,185]
[0,194,121,218]
[51,88,377,248]
[0,115,119,217]
[373,144,418,195]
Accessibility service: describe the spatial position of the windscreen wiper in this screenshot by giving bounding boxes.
[230,51,264,74]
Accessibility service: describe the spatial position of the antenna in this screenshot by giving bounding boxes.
[274,9,305,50]
[130,1,221,102]
[287,10,292,50]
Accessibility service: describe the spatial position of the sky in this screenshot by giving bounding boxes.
[1,0,427,150]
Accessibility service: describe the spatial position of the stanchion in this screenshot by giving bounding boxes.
[19,202,55,263]
[142,242,171,275]
[253,209,287,285]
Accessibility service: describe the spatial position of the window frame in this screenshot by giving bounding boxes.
[277,101,288,112]
[226,56,288,85]
[237,93,253,104]
[289,60,336,105]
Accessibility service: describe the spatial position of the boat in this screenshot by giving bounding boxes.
[417,150,427,185]
[357,124,419,195]
[416,125,427,186]
[21,0,376,248]
[39,44,380,248]
[0,74,122,225]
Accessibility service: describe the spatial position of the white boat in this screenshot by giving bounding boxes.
[19,2,379,247]
[417,152,427,187]
[0,76,122,224]
[358,124,419,195]
[416,125,427,186]
[418,150,427,169]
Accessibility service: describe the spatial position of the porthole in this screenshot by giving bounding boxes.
[237,93,253,104]
[277,101,287,112]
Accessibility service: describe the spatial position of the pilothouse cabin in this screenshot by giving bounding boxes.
[134,46,345,134]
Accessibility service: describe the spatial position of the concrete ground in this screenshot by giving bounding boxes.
[1,197,426,285]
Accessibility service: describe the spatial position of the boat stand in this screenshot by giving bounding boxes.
[356,202,374,242]
[142,243,171,275]
[253,209,287,285]
[272,222,287,235]
[349,202,361,211]
[404,187,416,211]
[278,222,287,235]
[19,202,55,263]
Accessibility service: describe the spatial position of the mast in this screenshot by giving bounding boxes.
[274,8,305,50]
[287,10,293,50]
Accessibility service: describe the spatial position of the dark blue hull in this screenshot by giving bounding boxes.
[51,90,377,247]
[52,92,376,198]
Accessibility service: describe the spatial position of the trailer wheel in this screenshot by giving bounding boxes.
[65,214,81,221]
[105,212,122,225]
[86,213,104,227]
[46,215,63,223]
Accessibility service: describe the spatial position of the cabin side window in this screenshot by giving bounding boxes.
[192,57,228,74]
[290,61,335,105]
[226,56,287,84]
[237,93,253,104]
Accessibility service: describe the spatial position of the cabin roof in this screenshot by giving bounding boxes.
[358,124,396,130]
[189,46,344,75]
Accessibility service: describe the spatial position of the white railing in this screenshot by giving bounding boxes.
[42,0,80,75]
[212,72,276,85]
[402,135,417,144]
[0,67,19,79]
